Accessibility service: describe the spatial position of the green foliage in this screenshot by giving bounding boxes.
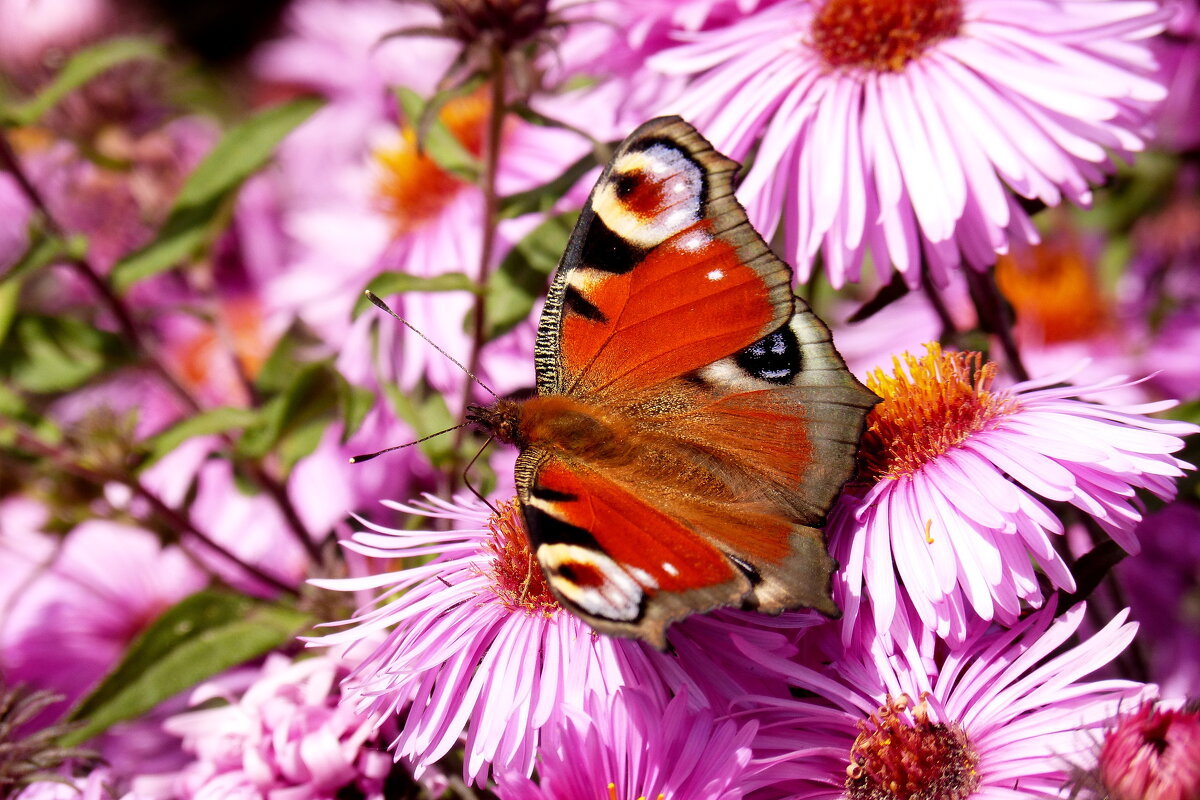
[0,314,127,393]
[111,97,322,291]
[380,381,458,467]
[484,210,577,338]
[139,407,261,469]
[498,149,600,218]
[61,590,311,746]
[352,272,477,318]
[394,86,482,182]
[0,37,164,126]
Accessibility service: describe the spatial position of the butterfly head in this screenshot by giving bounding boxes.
[466,399,525,447]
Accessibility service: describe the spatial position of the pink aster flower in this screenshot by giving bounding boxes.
[161,653,391,800]
[496,687,757,800]
[312,496,667,785]
[648,0,1167,287]
[1091,700,1200,800]
[312,495,800,785]
[833,343,1197,645]
[1,520,206,722]
[748,603,1149,800]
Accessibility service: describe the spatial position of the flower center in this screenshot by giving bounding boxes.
[373,91,488,235]
[810,0,963,72]
[996,238,1109,345]
[607,783,664,800]
[485,499,559,615]
[846,695,980,800]
[1099,702,1200,800]
[859,343,1017,481]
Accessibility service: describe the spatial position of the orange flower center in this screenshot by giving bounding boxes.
[859,343,1017,481]
[485,499,560,615]
[811,0,963,72]
[995,239,1110,345]
[373,92,488,235]
[847,695,980,800]
[176,295,271,402]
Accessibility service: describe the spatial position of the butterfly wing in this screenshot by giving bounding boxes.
[520,117,878,646]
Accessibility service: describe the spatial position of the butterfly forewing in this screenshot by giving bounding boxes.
[503,116,879,648]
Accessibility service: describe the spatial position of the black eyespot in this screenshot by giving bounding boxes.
[734,324,800,385]
[614,171,640,199]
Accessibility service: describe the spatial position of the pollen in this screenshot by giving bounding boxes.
[373,91,488,235]
[846,695,980,800]
[607,783,665,800]
[810,0,963,72]
[859,343,1017,481]
[995,238,1110,345]
[484,499,559,615]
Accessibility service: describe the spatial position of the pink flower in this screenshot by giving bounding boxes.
[313,495,801,785]
[647,0,1167,287]
[1095,700,1200,800]
[748,604,1149,799]
[312,496,665,785]
[1,521,206,720]
[834,344,1197,645]
[161,653,390,800]
[496,687,757,800]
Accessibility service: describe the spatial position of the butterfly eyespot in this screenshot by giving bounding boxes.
[614,171,641,199]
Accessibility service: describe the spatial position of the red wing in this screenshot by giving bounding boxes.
[516,451,750,649]
[533,117,796,399]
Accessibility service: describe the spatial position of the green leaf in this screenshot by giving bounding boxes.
[0,280,20,346]
[484,211,577,338]
[380,383,457,466]
[139,407,260,468]
[498,150,599,219]
[61,590,311,746]
[254,320,323,395]
[111,97,323,291]
[1,314,127,393]
[0,225,69,286]
[336,376,375,442]
[395,86,481,182]
[352,271,477,317]
[2,37,164,126]
[238,361,338,466]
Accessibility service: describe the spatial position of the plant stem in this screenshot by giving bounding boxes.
[451,47,508,486]
[963,267,1030,382]
[8,429,298,597]
[0,128,320,562]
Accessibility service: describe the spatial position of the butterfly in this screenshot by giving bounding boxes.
[468,116,877,649]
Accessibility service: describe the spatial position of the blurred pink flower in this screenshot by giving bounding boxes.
[1114,501,1200,697]
[0,521,206,721]
[648,0,1167,287]
[834,344,1197,645]
[495,687,757,800]
[162,653,390,800]
[15,768,122,800]
[0,498,55,632]
[0,0,124,87]
[749,604,1149,799]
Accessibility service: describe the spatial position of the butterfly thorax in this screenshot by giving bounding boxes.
[468,395,639,465]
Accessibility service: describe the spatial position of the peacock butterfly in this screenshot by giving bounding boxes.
[468,116,878,649]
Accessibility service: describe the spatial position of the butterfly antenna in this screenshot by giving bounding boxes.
[363,290,497,398]
[462,435,498,514]
[348,423,469,463]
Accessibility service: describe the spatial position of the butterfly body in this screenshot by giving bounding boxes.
[469,117,878,648]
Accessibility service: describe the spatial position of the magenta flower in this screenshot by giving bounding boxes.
[748,604,1149,800]
[312,496,663,785]
[160,653,390,800]
[833,344,1197,645]
[647,0,1167,287]
[496,687,757,800]
[312,495,801,785]
[1,521,206,720]
[1094,700,1200,800]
